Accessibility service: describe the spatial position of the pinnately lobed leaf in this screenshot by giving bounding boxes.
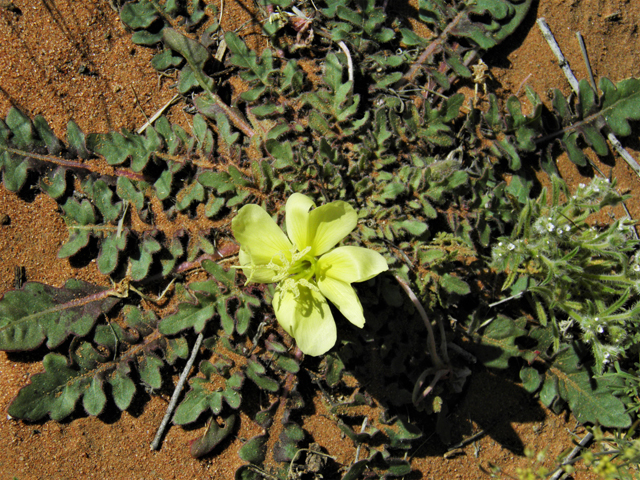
[0,280,119,351]
[8,353,91,421]
[540,345,631,428]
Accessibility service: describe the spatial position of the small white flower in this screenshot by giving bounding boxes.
[633,264,640,272]
[579,183,585,189]
[597,326,604,333]
[547,223,555,232]
[498,242,503,247]
[595,317,599,322]
[593,186,600,193]
[508,243,516,251]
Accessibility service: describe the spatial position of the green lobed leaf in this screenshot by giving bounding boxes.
[0,280,118,351]
[84,178,122,223]
[97,231,128,275]
[520,366,542,393]
[599,77,640,136]
[238,435,267,464]
[154,169,173,200]
[176,180,205,211]
[5,107,36,149]
[439,273,470,295]
[273,422,305,462]
[471,316,527,369]
[159,298,215,335]
[138,353,164,390]
[83,375,108,417]
[129,235,162,281]
[87,128,162,172]
[1,150,31,192]
[109,364,136,411]
[40,167,67,199]
[190,414,236,458]
[33,115,61,154]
[384,417,422,449]
[116,176,147,214]
[132,30,163,45]
[66,120,90,158]
[120,0,158,29]
[151,49,183,70]
[8,353,103,421]
[246,358,279,392]
[543,345,631,428]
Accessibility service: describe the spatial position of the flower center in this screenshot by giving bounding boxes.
[268,246,317,284]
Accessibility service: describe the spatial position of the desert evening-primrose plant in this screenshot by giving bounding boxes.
[232,193,388,356]
[5,0,640,477]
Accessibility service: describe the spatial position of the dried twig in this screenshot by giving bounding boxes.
[151,332,204,450]
[337,40,354,83]
[536,18,579,94]
[576,32,597,93]
[548,431,594,480]
[137,94,180,134]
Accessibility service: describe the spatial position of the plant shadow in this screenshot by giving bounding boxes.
[329,273,546,459]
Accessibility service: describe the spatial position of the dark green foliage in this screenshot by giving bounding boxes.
[226,32,277,101]
[273,422,305,462]
[520,344,631,428]
[238,435,268,464]
[490,176,640,371]
[86,128,162,172]
[163,28,215,93]
[485,77,640,168]
[120,0,158,30]
[246,357,280,392]
[419,0,533,49]
[9,352,110,421]
[173,359,243,424]
[190,414,236,458]
[0,281,118,351]
[508,327,632,428]
[553,78,640,166]
[159,260,258,335]
[40,167,68,199]
[4,294,190,421]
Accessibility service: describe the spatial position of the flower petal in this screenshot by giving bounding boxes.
[273,283,337,356]
[307,201,358,256]
[238,249,278,283]
[317,276,365,328]
[316,246,388,284]
[285,193,315,250]
[232,204,292,266]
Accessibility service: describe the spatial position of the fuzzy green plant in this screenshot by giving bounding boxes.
[491,176,640,373]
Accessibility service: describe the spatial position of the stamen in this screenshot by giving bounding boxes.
[278,277,320,299]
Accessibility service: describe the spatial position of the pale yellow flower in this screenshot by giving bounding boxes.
[232,193,388,355]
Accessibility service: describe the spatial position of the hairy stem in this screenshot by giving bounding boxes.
[394,274,445,369]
